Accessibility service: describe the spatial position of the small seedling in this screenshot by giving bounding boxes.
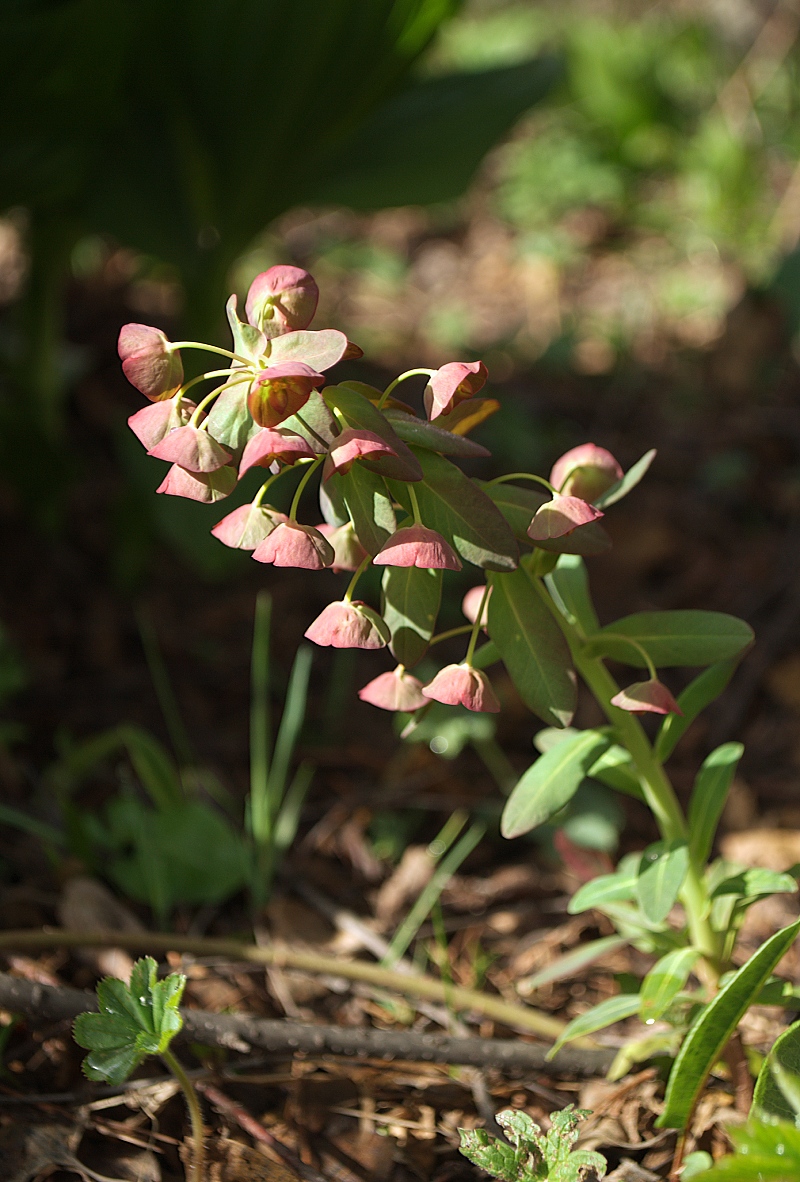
[73,957,204,1181]
[459,1107,606,1182]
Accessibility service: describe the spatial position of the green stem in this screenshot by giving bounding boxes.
[179,368,238,399]
[377,368,436,410]
[289,458,322,521]
[464,584,491,667]
[253,474,280,507]
[486,472,557,494]
[595,633,659,682]
[161,1047,205,1182]
[188,374,249,428]
[293,410,330,449]
[429,624,473,646]
[343,555,371,603]
[171,341,252,367]
[407,484,423,525]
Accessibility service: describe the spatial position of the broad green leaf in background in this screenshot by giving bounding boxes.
[594,449,657,508]
[639,948,699,1023]
[687,742,744,868]
[753,1020,800,1125]
[389,449,519,571]
[336,464,397,556]
[384,409,490,458]
[324,384,422,482]
[501,729,610,838]
[545,554,600,635]
[587,744,645,801]
[636,840,690,924]
[655,658,740,761]
[585,611,754,667]
[548,993,641,1059]
[520,935,628,991]
[658,918,800,1129]
[487,567,577,725]
[382,566,442,667]
[568,862,638,913]
[689,1119,800,1180]
[711,867,798,906]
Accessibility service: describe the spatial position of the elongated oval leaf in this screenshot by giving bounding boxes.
[324,384,422,482]
[384,409,490,458]
[521,935,627,991]
[655,658,740,762]
[547,994,641,1059]
[640,948,699,1023]
[658,918,800,1129]
[389,449,518,571]
[502,729,610,839]
[336,465,396,556]
[587,744,645,802]
[268,328,348,371]
[282,389,340,449]
[585,611,754,668]
[568,867,638,914]
[636,841,690,924]
[480,481,547,543]
[687,743,744,869]
[382,566,442,668]
[545,554,599,635]
[594,449,657,508]
[534,520,612,556]
[487,567,576,726]
[754,1020,800,1124]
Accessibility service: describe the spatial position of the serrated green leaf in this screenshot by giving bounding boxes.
[382,565,441,667]
[545,554,599,636]
[487,567,576,726]
[584,612,754,668]
[636,840,690,924]
[655,658,740,761]
[594,449,657,508]
[548,994,641,1059]
[687,742,744,869]
[640,948,699,1023]
[502,730,610,839]
[335,465,396,556]
[658,919,800,1129]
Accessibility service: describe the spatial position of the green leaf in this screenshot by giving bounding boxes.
[636,840,690,924]
[282,389,339,449]
[655,658,740,761]
[548,994,641,1059]
[389,449,518,571]
[568,864,638,914]
[690,1120,800,1180]
[712,868,798,904]
[73,956,185,1085]
[594,449,657,509]
[501,729,610,839]
[384,409,490,458]
[521,935,628,990]
[545,554,599,635]
[323,384,422,482]
[334,465,397,556]
[382,566,442,668]
[640,948,699,1023]
[754,1020,800,1124]
[585,611,754,667]
[487,567,576,725]
[658,918,800,1129]
[688,743,744,869]
[205,382,256,452]
[587,744,645,802]
[533,519,612,556]
[480,481,547,543]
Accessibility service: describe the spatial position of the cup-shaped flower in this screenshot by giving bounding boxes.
[358,666,428,712]
[247,362,325,429]
[423,361,487,421]
[318,522,368,572]
[611,679,683,716]
[550,443,623,502]
[156,463,237,503]
[462,584,491,628]
[118,324,183,401]
[305,600,389,649]
[422,664,500,713]
[128,396,196,450]
[148,425,231,473]
[240,428,316,475]
[528,494,603,541]
[211,504,289,550]
[245,266,319,338]
[322,428,398,481]
[373,525,462,571]
[252,521,334,569]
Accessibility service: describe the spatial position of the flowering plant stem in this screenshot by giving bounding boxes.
[161,1047,205,1182]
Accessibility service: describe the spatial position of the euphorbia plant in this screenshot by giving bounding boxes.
[121,266,799,1135]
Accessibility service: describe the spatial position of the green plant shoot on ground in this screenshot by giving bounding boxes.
[459,1107,606,1182]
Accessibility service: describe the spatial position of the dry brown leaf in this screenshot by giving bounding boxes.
[199,1136,297,1182]
[374,846,434,925]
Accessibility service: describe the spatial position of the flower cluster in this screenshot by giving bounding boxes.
[120,266,673,717]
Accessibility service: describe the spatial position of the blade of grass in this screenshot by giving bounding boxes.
[267,644,313,823]
[248,592,273,846]
[273,761,315,857]
[136,607,194,777]
[0,803,65,847]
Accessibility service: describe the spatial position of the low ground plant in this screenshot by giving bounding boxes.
[115,264,798,1142]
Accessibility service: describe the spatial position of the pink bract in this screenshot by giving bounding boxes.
[305,600,389,649]
[156,463,237,503]
[373,525,461,571]
[611,679,683,716]
[247,362,325,429]
[211,504,289,550]
[422,664,500,713]
[252,521,334,569]
[323,427,398,480]
[118,323,183,401]
[528,494,604,541]
[358,667,428,712]
[128,396,196,450]
[245,266,319,338]
[462,584,491,628]
[550,443,623,502]
[318,523,368,572]
[423,360,487,421]
[148,425,231,473]
[239,428,316,475]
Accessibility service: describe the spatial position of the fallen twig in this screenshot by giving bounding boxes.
[0,969,613,1076]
